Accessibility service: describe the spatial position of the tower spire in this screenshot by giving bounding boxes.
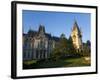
[72,20,81,34]
[71,20,83,51]
[38,24,45,34]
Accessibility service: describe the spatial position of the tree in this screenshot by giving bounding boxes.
[60,33,66,39]
[51,34,79,61]
[82,40,91,57]
[86,40,91,47]
[67,36,77,56]
[51,33,68,61]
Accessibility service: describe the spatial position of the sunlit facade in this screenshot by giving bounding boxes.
[23,21,83,61]
[23,25,59,60]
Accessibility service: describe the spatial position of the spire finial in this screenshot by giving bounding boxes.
[74,18,77,24]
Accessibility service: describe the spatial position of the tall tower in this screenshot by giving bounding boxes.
[38,24,45,34]
[37,24,46,38]
[71,20,83,52]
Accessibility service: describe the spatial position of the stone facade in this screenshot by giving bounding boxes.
[71,21,83,52]
[23,21,83,61]
[23,25,59,61]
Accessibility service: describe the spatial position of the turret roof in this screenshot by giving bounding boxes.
[72,20,81,35]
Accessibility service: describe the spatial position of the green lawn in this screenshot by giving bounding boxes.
[23,57,91,69]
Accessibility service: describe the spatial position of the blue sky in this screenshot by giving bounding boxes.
[22,10,91,43]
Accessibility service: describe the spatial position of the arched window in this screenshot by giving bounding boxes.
[73,35,76,42]
[36,49,38,59]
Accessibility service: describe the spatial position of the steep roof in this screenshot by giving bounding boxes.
[45,33,52,39]
[72,21,81,35]
[27,30,38,37]
[23,25,60,41]
[52,36,60,41]
[38,24,45,34]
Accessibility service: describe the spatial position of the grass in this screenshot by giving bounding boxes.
[23,57,91,69]
[64,57,90,67]
[23,60,37,65]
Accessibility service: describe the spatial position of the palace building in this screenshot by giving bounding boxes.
[23,25,60,61]
[23,21,83,61]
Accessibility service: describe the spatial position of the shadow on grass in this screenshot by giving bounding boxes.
[23,59,71,69]
[23,57,91,69]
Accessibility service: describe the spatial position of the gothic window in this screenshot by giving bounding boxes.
[27,51,30,59]
[73,35,76,42]
[31,50,33,59]
[73,35,76,38]
[30,43,33,49]
[28,51,30,59]
[39,40,45,49]
[40,40,42,48]
[40,50,42,58]
[36,50,38,59]
[37,42,40,49]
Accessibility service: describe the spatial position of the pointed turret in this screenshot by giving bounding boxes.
[71,20,83,52]
[38,24,45,34]
[28,26,34,34]
[72,20,81,36]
